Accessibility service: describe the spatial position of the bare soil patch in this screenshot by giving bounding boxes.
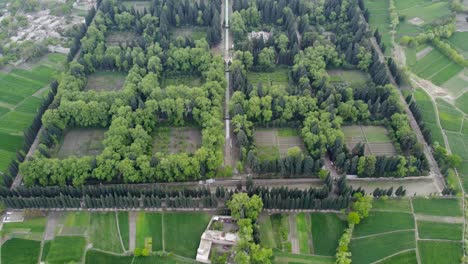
[153,126,202,154]
[416,47,433,61]
[253,128,306,160]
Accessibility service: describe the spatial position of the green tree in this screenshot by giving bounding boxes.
[227,193,263,221]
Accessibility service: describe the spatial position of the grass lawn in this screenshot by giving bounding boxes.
[377,249,417,264]
[46,236,86,264]
[163,212,211,258]
[328,69,368,85]
[350,230,415,263]
[354,211,414,237]
[413,88,446,147]
[418,241,462,264]
[310,213,346,256]
[41,241,51,261]
[259,213,276,249]
[89,212,124,253]
[412,198,462,217]
[1,238,41,264]
[117,212,130,251]
[364,0,392,55]
[171,26,207,41]
[247,67,289,86]
[372,198,411,212]
[417,221,463,241]
[57,128,106,158]
[64,211,90,227]
[442,75,468,98]
[295,213,312,254]
[136,212,163,251]
[273,251,335,264]
[436,99,464,132]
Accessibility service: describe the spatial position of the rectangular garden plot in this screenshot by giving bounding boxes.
[253,128,305,160]
[161,74,202,88]
[153,127,202,154]
[342,125,396,156]
[57,129,106,159]
[171,27,208,41]
[84,71,126,91]
[122,0,151,12]
[106,31,138,46]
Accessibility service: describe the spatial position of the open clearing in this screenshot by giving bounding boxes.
[0,53,66,173]
[122,0,151,12]
[152,126,202,154]
[253,128,306,160]
[247,67,289,86]
[171,27,207,41]
[89,212,124,253]
[106,31,138,46]
[57,128,106,158]
[372,198,411,212]
[84,71,126,91]
[328,69,369,85]
[342,125,397,155]
[161,74,202,88]
[448,32,468,58]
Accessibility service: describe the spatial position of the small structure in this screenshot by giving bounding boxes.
[2,211,25,223]
[196,216,239,263]
[248,31,271,41]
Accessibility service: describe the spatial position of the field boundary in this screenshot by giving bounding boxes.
[352,229,415,240]
[371,248,416,264]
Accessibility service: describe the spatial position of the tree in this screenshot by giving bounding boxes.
[347,211,360,225]
[227,193,263,221]
[134,248,142,256]
[258,47,276,71]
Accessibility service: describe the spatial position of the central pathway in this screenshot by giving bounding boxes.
[128,212,136,252]
[223,0,234,168]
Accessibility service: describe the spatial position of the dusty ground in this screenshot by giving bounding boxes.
[348,177,439,196]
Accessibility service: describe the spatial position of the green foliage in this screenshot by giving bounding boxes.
[118,212,129,250]
[353,211,414,237]
[372,198,411,212]
[311,213,347,256]
[136,213,163,251]
[89,213,124,253]
[227,193,264,221]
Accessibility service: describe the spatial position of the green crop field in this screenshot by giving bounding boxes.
[417,221,463,241]
[271,214,291,252]
[273,251,335,264]
[85,250,133,264]
[412,48,463,86]
[418,241,463,264]
[117,212,129,250]
[448,32,468,57]
[0,53,66,173]
[2,216,46,240]
[455,91,468,115]
[442,75,468,98]
[1,238,41,264]
[377,249,417,264]
[259,214,276,248]
[296,213,312,254]
[310,213,346,256]
[350,230,415,263]
[372,198,411,212]
[136,212,163,251]
[46,236,86,264]
[328,69,369,85]
[412,198,462,217]
[364,0,392,55]
[446,132,468,160]
[89,212,124,253]
[163,212,211,258]
[354,211,414,237]
[436,99,464,132]
[413,89,445,145]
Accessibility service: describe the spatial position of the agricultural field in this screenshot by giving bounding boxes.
[455,91,468,114]
[45,236,86,264]
[84,71,127,91]
[1,238,41,264]
[364,0,392,55]
[411,48,463,86]
[247,67,290,87]
[342,125,397,155]
[448,32,468,58]
[273,251,335,264]
[258,213,346,258]
[57,128,106,158]
[413,88,446,147]
[135,212,163,251]
[418,241,463,264]
[350,197,464,263]
[395,0,450,37]
[118,212,130,250]
[0,53,66,173]
[152,126,202,154]
[436,99,464,132]
[253,128,306,160]
[89,212,125,253]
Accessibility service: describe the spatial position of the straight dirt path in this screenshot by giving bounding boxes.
[288,214,299,254]
[305,213,314,254]
[115,212,126,252]
[44,211,61,241]
[128,212,136,252]
[414,214,465,224]
[11,127,43,188]
[161,212,166,252]
[410,198,422,264]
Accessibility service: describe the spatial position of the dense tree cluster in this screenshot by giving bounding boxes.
[229,0,428,178]
[19,1,226,186]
